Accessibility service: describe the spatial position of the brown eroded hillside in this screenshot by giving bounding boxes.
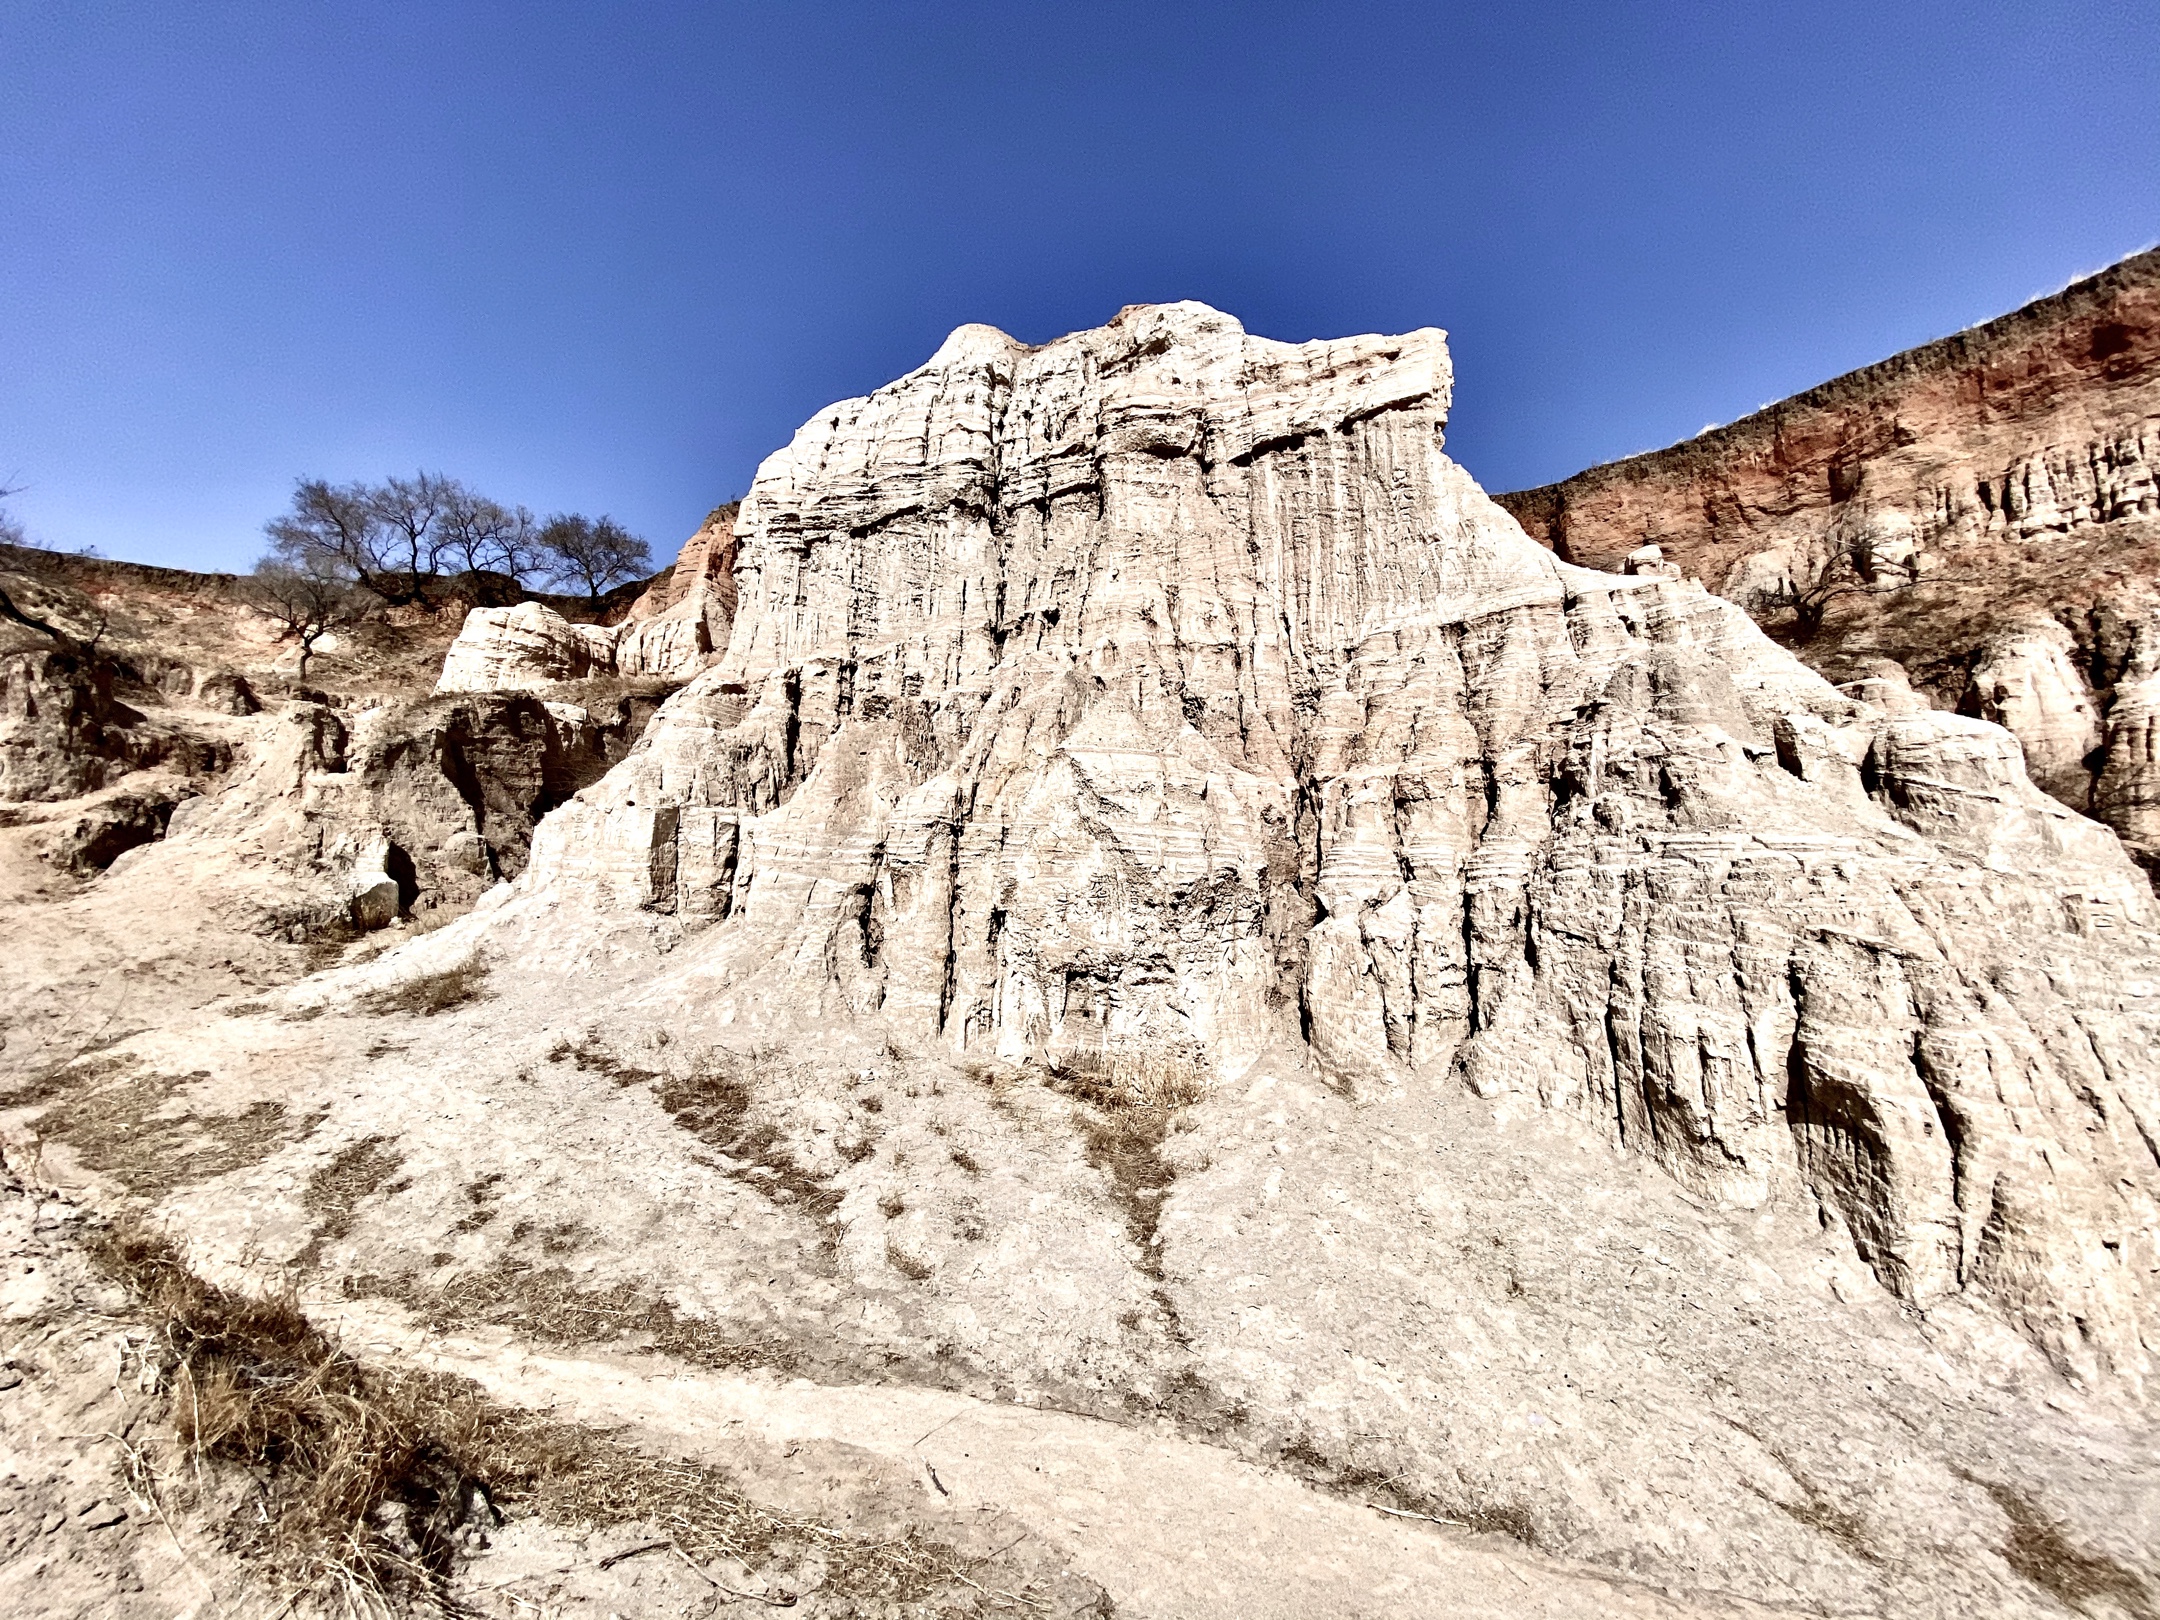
[1499,246,2160,870]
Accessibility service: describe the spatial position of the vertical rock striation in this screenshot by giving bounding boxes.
[435,507,743,693]
[506,302,2160,1382]
[1496,247,2160,866]
[615,503,740,678]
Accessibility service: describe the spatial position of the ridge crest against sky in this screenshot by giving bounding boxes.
[2,0,2155,573]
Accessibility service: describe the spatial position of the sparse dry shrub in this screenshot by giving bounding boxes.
[88,1220,1080,1615]
[537,671,682,708]
[1051,1048,1209,1111]
[361,956,491,1018]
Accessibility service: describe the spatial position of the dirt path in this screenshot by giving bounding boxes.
[330,1297,1798,1620]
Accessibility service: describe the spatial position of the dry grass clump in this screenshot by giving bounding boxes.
[1051,1049,1208,1111]
[4,1058,322,1200]
[1050,1051,1206,1349]
[297,1135,409,1270]
[1965,1475,2156,1618]
[1072,1102,1181,1279]
[554,1039,846,1223]
[539,672,683,708]
[510,1433,1052,1613]
[91,1219,1070,1615]
[361,957,491,1018]
[361,1259,793,1375]
[88,1216,495,1610]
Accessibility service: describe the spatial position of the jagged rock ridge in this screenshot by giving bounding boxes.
[493,301,2160,1384]
[1498,246,2160,868]
[437,506,740,691]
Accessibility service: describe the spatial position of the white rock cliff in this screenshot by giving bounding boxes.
[484,301,2160,1385]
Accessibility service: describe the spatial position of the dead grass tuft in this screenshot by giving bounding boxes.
[1071,1103,1179,1273]
[556,1040,845,1225]
[1051,1049,1208,1111]
[1968,1476,2155,1617]
[91,1220,1067,1615]
[297,1135,409,1270]
[8,1060,323,1199]
[481,1415,1065,1613]
[885,1235,936,1282]
[87,1216,497,1609]
[359,1260,796,1376]
[1071,1096,1193,1376]
[362,958,491,1018]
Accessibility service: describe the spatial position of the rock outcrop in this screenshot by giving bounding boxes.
[2096,595,2160,862]
[614,503,740,678]
[1498,247,2160,866]
[1965,614,2107,803]
[494,301,2160,1385]
[435,600,621,693]
[0,649,227,802]
[436,509,742,693]
[167,687,666,933]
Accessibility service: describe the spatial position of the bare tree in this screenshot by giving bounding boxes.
[0,481,100,655]
[435,487,539,603]
[1763,539,1950,644]
[367,472,456,604]
[265,473,468,605]
[245,556,368,678]
[264,478,400,600]
[537,513,653,607]
[266,476,650,611]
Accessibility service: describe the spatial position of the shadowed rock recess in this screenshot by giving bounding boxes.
[512,299,2159,1382]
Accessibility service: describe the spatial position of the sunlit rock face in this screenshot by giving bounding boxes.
[435,601,618,693]
[1499,246,2160,862]
[615,504,740,680]
[515,302,2160,1381]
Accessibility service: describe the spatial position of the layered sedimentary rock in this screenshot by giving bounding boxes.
[1,649,227,801]
[1497,248,2160,860]
[499,302,2160,1383]
[435,600,620,693]
[1500,248,2158,581]
[436,509,742,693]
[2097,599,2160,860]
[157,688,661,934]
[1966,614,2107,803]
[615,503,740,677]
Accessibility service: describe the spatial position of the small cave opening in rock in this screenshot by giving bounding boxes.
[384,843,420,916]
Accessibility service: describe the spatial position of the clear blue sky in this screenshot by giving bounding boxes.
[3,2,2155,573]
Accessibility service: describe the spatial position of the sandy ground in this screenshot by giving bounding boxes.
[333,1294,1800,1620]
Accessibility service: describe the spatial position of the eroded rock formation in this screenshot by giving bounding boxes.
[435,600,621,693]
[436,508,741,692]
[487,301,2160,1384]
[169,688,665,933]
[615,502,739,677]
[1498,247,2160,868]
[0,649,226,801]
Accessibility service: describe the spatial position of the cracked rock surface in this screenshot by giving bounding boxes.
[14,301,2160,1618]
